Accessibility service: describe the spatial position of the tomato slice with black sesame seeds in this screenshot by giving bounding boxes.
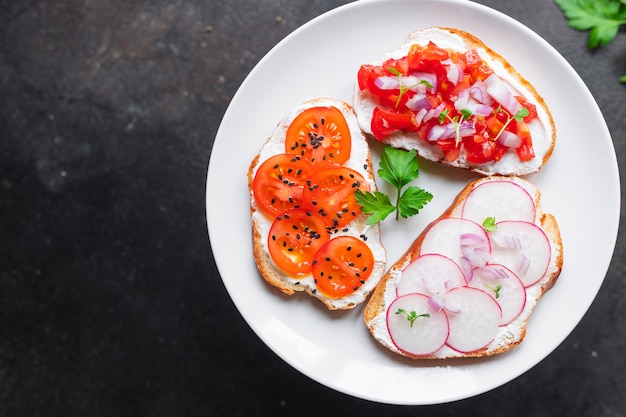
[252,153,315,217]
[284,106,351,167]
[313,236,375,299]
[267,208,330,276]
[302,166,369,229]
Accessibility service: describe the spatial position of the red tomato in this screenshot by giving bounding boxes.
[371,107,413,140]
[285,106,351,166]
[313,236,375,298]
[436,138,461,162]
[252,154,316,217]
[512,120,535,161]
[267,209,330,276]
[515,96,538,122]
[303,167,369,229]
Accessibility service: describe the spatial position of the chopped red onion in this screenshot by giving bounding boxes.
[469,80,493,105]
[492,234,523,250]
[406,94,431,111]
[443,59,462,85]
[514,254,531,276]
[485,74,522,115]
[459,256,473,282]
[427,294,444,312]
[497,130,522,148]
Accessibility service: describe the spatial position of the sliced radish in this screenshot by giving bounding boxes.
[420,217,491,278]
[387,294,450,356]
[468,264,527,326]
[444,287,502,353]
[489,221,551,287]
[461,180,536,224]
[397,254,467,297]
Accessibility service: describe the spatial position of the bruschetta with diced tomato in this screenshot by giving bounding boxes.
[353,27,556,176]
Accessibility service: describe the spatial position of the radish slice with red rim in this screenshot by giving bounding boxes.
[468,264,527,326]
[461,180,536,223]
[387,293,450,357]
[489,220,551,287]
[420,217,491,279]
[444,287,502,353]
[396,254,467,297]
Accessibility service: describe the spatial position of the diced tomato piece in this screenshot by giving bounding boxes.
[515,96,538,122]
[437,138,461,162]
[382,56,410,75]
[486,116,504,138]
[512,120,535,161]
[370,107,413,140]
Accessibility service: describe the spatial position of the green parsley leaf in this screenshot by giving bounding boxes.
[554,0,626,49]
[397,186,434,219]
[355,146,433,224]
[354,190,396,225]
[621,74,626,83]
[378,147,420,189]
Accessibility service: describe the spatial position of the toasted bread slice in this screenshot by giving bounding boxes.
[248,98,387,310]
[353,27,556,176]
[364,176,563,358]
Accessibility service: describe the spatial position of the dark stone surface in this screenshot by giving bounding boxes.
[0,0,624,416]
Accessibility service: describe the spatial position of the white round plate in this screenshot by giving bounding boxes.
[206,0,619,405]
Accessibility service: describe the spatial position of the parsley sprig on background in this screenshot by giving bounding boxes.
[554,0,626,82]
[355,146,433,225]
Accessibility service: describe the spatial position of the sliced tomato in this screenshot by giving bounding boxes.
[371,107,413,140]
[303,167,369,229]
[267,209,330,276]
[252,154,315,217]
[313,236,375,299]
[285,106,351,166]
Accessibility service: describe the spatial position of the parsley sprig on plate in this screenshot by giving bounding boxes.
[554,0,626,82]
[355,146,433,225]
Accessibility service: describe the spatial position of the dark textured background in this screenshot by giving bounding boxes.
[1,0,624,416]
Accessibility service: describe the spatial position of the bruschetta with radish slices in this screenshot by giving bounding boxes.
[363,176,563,358]
[353,27,556,176]
[248,98,387,310]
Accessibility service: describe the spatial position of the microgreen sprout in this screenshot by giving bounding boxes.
[493,106,529,141]
[396,308,430,327]
[486,284,503,299]
[482,216,497,232]
[438,108,473,146]
[386,67,433,108]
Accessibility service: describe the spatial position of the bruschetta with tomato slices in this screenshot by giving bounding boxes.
[248,98,387,310]
[363,176,563,359]
[353,27,556,176]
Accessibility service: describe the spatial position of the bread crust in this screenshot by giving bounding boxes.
[353,27,557,176]
[363,176,563,359]
[248,98,387,310]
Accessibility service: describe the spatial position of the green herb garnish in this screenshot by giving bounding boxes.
[482,216,497,232]
[396,308,430,327]
[554,0,626,49]
[386,67,433,108]
[355,146,433,225]
[493,106,529,141]
[486,284,503,299]
[554,0,626,82]
[438,108,473,146]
